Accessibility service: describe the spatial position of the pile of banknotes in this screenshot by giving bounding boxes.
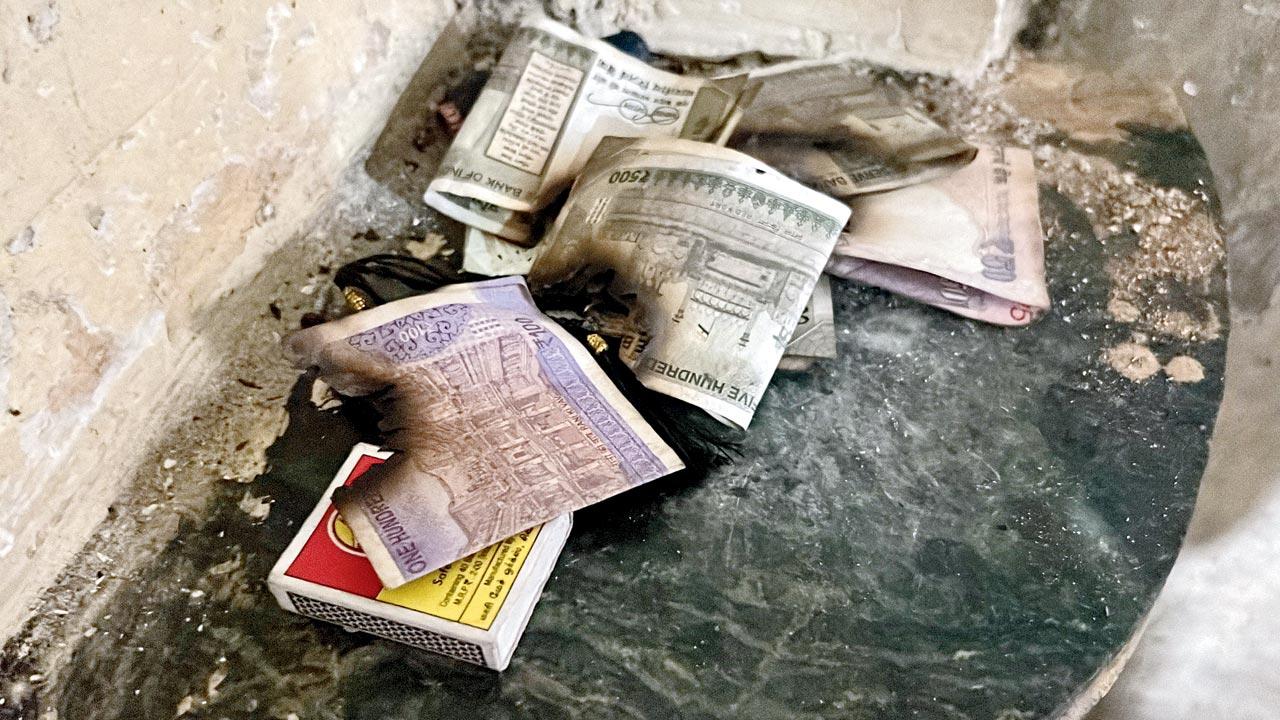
[285,17,1051,624]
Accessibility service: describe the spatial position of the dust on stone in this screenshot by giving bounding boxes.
[1164,355,1206,383]
[1041,146,1224,341]
[1104,342,1161,381]
[893,53,1225,343]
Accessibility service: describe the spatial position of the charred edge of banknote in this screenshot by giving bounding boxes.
[531,296,746,470]
[323,260,745,470]
[565,316,747,468]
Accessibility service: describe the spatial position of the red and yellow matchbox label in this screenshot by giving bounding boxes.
[285,452,541,631]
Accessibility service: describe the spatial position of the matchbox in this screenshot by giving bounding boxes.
[268,443,571,670]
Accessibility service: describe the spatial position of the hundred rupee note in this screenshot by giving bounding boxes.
[825,145,1050,326]
[529,137,850,428]
[731,60,975,196]
[285,276,683,588]
[426,17,746,242]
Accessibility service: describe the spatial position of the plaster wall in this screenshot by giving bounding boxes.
[0,0,456,639]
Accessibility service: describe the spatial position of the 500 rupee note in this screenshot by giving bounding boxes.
[529,137,850,428]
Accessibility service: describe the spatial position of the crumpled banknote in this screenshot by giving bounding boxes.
[825,145,1050,325]
[529,137,850,428]
[285,276,683,587]
[425,17,747,242]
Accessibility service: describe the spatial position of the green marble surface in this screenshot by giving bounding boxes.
[36,126,1227,720]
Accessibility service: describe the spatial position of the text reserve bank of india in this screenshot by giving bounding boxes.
[425,17,746,243]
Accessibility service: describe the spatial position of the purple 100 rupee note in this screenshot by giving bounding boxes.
[285,277,683,588]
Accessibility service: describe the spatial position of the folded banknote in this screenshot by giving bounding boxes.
[461,227,537,277]
[425,16,747,240]
[529,137,850,428]
[778,276,837,372]
[285,276,683,587]
[424,191,536,245]
[825,145,1050,326]
[731,60,976,196]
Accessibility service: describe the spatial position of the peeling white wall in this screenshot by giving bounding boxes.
[0,0,456,639]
